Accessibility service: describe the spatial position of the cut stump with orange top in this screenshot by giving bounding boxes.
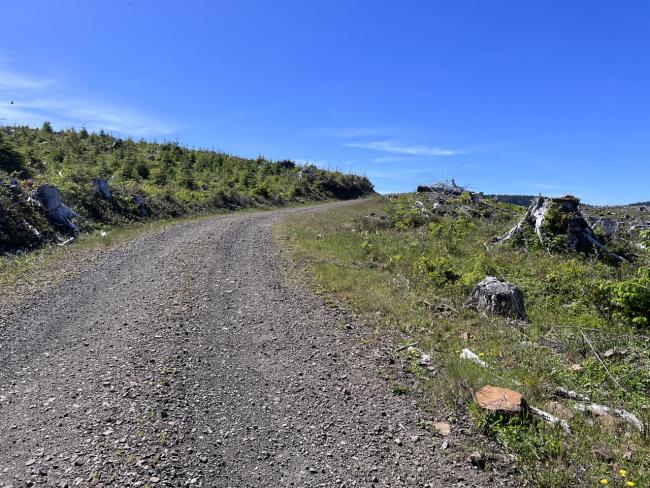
[475,385,528,415]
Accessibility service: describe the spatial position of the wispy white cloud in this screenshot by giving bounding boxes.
[345,140,461,157]
[372,155,413,163]
[310,127,388,138]
[365,168,437,179]
[0,65,175,136]
[0,71,54,91]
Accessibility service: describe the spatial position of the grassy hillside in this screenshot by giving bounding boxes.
[0,123,373,254]
[279,193,650,487]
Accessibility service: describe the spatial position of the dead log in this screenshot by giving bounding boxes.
[529,406,572,433]
[554,387,589,402]
[574,403,644,432]
[554,387,643,432]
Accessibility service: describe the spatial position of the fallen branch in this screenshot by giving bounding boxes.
[394,342,419,353]
[554,387,590,402]
[574,403,644,433]
[555,387,643,433]
[456,205,472,217]
[580,331,625,392]
[529,406,572,434]
[57,236,76,246]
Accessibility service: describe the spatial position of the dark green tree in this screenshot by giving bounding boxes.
[0,133,28,176]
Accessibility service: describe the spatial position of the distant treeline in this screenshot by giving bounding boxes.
[486,194,535,207]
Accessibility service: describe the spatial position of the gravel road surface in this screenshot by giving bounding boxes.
[0,203,512,487]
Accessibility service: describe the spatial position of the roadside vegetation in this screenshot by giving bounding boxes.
[0,123,373,254]
[280,192,650,487]
[0,209,240,305]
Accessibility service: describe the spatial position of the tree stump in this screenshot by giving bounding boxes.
[34,185,80,233]
[93,178,112,200]
[466,276,527,320]
[475,385,528,416]
[132,194,148,217]
[497,195,625,262]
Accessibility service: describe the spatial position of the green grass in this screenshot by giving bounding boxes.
[278,194,650,487]
[0,124,373,254]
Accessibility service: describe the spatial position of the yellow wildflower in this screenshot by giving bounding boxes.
[600,480,609,486]
[619,469,627,477]
[625,482,635,487]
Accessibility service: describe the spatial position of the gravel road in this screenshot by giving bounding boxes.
[0,203,512,487]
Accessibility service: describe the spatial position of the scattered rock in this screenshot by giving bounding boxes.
[432,422,451,436]
[460,348,487,367]
[459,331,473,341]
[546,401,574,421]
[602,348,627,359]
[595,412,618,428]
[593,446,615,463]
[466,276,527,321]
[467,451,485,469]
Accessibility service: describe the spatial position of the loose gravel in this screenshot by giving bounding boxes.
[0,203,515,487]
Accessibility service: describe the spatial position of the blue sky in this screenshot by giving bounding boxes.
[2,1,649,204]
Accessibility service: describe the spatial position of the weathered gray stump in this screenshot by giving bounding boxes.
[94,178,112,200]
[497,195,625,262]
[132,194,148,217]
[34,185,80,233]
[466,276,527,320]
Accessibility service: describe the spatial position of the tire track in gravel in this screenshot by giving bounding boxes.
[0,203,514,487]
